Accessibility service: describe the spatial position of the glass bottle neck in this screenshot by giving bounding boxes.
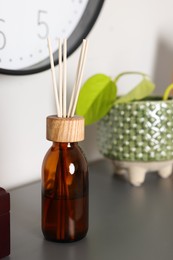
[52,142,78,148]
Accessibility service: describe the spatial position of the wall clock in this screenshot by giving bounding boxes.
[0,0,104,75]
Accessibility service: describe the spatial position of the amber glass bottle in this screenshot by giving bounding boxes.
[42,116,88,242]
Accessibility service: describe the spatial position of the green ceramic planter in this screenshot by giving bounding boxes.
[97,97,173,186]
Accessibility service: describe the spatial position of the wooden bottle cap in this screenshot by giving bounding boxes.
[46,115,84,142]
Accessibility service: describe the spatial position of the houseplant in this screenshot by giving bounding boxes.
[76,71,173,186]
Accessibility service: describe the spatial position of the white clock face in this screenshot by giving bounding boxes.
[0,0,89,70]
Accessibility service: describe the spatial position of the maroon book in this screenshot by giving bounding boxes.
[0,188,10,258]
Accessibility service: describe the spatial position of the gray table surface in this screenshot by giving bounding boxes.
[8,159,173,260]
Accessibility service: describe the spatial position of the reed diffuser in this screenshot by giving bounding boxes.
[41,38,88,242]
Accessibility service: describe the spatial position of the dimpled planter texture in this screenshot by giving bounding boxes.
[98,99,173,162]
[98,100,173,161]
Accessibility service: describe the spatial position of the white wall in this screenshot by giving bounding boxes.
[1,0,173,189]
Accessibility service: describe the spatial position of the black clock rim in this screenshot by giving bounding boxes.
[0,0,105,76]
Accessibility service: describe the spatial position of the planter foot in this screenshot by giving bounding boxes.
[128,167,146,187]
[158,164,173,179]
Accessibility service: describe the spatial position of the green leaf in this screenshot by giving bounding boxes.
[115,77,155,104]
[76,74,117,125]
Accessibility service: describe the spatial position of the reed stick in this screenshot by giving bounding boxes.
[48,37,88,118]
[62,39,67,117]
[67,39,87,117]
[58,39,63,117]
[70,40,88,117]
[47,37,60,117]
